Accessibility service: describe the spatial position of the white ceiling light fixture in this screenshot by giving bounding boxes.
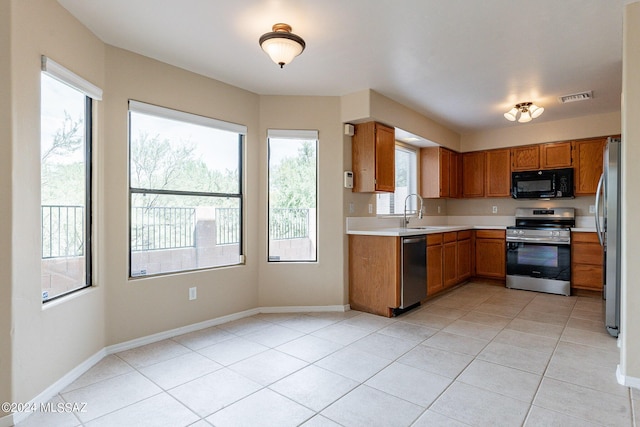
[259,23,306,68]
[504,102,544,123]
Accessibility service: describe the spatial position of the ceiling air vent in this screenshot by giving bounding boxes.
[558,91,593,103]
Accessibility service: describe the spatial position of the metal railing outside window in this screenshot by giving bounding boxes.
[215,207,240,245]
[269,208,309,241]
[41,205,85,259]
[131,206,196,251]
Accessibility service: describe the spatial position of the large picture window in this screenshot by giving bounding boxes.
[268,129,318,262]
[128,101,245,277]
[40,57,101,302]
[377,144,418,215]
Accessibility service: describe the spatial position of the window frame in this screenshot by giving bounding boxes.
[267,129,319,263]
[127,101,246,278]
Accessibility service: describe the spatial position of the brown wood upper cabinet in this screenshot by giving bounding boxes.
[511,145,540,171]
[351,122,395,192]
[574,137,607,195]
[420,147,461,198]
[485,149,511,197]
[540,141,572,169]
[462,151,486,197]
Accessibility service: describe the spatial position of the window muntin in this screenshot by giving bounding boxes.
[40,73,92,302]
[128,102,245,277]
[268,130,318,262]
[377,145,418,215]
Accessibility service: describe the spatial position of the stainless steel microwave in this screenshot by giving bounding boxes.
[511,168,574,199]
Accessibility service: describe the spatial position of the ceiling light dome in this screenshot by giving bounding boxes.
[259,23,306,68]
[504,102,544,123]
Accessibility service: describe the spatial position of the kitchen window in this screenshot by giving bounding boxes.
[40,56,102,302]
[267,129,318,262]
[128,101,246,277]
[377,144,418,215]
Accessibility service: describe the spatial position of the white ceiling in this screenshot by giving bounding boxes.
[57,0,627,134]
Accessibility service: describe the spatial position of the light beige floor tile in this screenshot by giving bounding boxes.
[276,334,342,363]
[545,353,628,397]
[402,311,456,329]
[228,349,307,386]
[315,346,390,382]
[517,308,569,326]
[307,310,360,322]
[216,316,271,336]
[310,323,371,345]
[412,410,470,427]
[116,339,191,369]
[377,320,437,342]
[171,326,234,350]
[365,361,452,407]
[15,395,81,427]
[574,297,604,314]
[631,386,640,400]
[441,319,502,341]
[241,323,305,348]
[253,312,300,323]
[61,355,134,393]
[506,318,564,339]
[84,393,198,427]
[168,368,261,417]
[417,304,468,319]
[347,332,417,360]
[492,329,558,355]
[457,359,542,403]
[554,341,619,368]
[397,345,473,378]
[340,312,397,332]
[422,331,489,356]
[430,381,529,427]
[525,405,604,426]
[321,385,424,427]
[275,314,338,333]
[139,351,221,390]
[566,316,608,333]
[269,365,358,411]
[570,307,604,322]
[299,415,343,427]
[206,388,314,427]
[477,341,551,375]
[473,301,525,318]
[61,371,162,423]
[196,337,268,366]
[561,327,618,351]
[534,377,632,426]
[188,420,213,427]
[459,311,512,328]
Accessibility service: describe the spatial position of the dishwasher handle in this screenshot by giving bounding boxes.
[402,237,426,244]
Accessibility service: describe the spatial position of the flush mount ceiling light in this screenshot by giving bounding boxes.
[504,102,544,123]
[259,23,306,68]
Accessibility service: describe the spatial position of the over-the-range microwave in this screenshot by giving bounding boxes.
[511,168,574,199]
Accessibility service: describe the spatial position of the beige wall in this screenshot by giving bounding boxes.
[621,1,640,383]
[257,96,347,307]
[0,0,13,412]
[9,0,107,403]
[461,111,621,152]
[103,46,261,345]
[447,196,595,218]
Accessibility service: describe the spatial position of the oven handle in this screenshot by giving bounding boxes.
[506,237,570,245]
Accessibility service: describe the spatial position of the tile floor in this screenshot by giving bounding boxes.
[16,281,638,427]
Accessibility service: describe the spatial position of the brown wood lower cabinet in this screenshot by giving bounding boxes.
[427,231,472,296]
[457,230,472,281]
[571,232,604,291]
[443,232,457,288]
[474,229,506,280]
[427,234,444,296]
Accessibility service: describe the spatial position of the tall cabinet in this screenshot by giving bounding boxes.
[352,122,395,192]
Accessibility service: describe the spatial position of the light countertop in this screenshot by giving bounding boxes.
[347,225,506,237]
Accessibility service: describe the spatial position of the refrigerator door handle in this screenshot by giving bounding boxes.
[595,172,605,247]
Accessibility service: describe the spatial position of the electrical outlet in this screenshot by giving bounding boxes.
[492,206,498,214]
[189,287,197,300]
[349,202,354,214]
[437,205,441,214]
[589,205,596,214]
[368,204,373,214]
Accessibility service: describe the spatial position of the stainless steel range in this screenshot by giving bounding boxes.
[506,207,575,296]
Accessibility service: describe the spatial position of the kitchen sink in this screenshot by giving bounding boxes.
[406,226,449,230]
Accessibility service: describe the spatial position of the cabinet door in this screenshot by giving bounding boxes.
[462,152,486,197]
[571,232,604,291]
[427,244,443,295]
[511,145,539,171]
[457,238,471,281]
[475,237,505,279]
[485,149,511,197]
[439,148,451,197]
[540,141,572,169]
[574,138,606,195]
[443,241,457,288]
[449,151,461,198]
[420,147,440,198]
[375,123,396,192]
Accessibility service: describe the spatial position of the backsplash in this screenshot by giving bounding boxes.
[446,195,595,217]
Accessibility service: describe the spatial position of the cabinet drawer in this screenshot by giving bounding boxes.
[457,230,471,240]
[572,264,604,290]
[475,229,505,239]
[573,243,604,265]
[572,232,600,244]
[443,232,457,243]
[427,234,443,246]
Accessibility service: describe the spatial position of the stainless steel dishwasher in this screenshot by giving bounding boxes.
[399,236,427,311]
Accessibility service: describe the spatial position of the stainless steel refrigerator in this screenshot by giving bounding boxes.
[595,137,621,337]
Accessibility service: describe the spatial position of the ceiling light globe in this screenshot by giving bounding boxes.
[518,111,532,123]
[504,108,518,121]
[530,104,544,118]
[259,24,306,68]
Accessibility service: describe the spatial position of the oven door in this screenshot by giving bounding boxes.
[506,240,570,281]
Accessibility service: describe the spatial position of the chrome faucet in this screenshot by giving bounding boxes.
[403,193,424,227]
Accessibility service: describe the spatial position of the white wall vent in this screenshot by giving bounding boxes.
[558,91,593,103]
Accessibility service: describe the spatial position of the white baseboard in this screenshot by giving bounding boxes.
[616,364,640,389]
[11,304,350,426]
